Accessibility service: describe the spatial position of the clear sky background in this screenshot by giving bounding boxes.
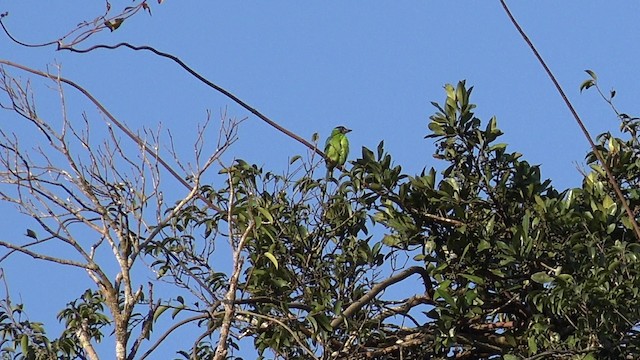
[1,1,639,358]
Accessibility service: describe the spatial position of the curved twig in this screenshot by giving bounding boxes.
[58,42,328,161]
[330,266,432,329]
[0,3,148,49]
[138,313,209,360]
[236,310,319,360]
[0,12,57,48]
[0,239,92,269]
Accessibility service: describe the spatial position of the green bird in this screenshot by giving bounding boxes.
[324,125,351,178]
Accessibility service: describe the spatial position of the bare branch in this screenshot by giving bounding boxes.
[56,42,329,162]
[138,313,209,360]
[127,283,155,359]
[236,310,319,360]
[0,3,149,49]
[499,0,640,241]
[75,318,100,360]
[213,169,255,359]
[374,294,434,324]
[0,60,224,215]
[0,239,93,269]
[330,266,432,329]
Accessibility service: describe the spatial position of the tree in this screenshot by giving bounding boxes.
[1,3,640,360]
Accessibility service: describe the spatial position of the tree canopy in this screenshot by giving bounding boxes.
[0,2,640,360]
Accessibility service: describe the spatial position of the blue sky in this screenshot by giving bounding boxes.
[1,1,640,358]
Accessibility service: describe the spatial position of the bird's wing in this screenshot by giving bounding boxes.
[325,134,340,165]
[325,129,338,152]
[338,134,349,164]
[324,135,332,151]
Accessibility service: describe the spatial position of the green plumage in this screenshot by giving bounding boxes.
[324,126,351,178]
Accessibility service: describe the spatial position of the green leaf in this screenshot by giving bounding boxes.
[153,305,169,322]
[608,260,620,271]
[171,306,184,319]
[333,300,343,316]
[477,239,491,252]
[534,195,545,208]
[289,155,302,164]
[579,79,595,93]
[264,252,279,269]
[362,147,374,162]
[460,273,485,285]
[528,336,538,354]
[531,271,553,284]
[307,315,318,333]
[314,313,333,332]
[257,207,274,224]
[585,69,597,81]
[602,195,615,211]
[434,287,456,307]
[428,122,445,135]
[460,243,470,260]
[20,334,28,355]
[382,234,400,246]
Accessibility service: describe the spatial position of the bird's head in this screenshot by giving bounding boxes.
[335,126,352,134]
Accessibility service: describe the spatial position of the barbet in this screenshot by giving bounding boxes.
[324,126,351,179]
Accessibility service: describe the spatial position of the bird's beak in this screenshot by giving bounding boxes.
[344,128,352,133]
